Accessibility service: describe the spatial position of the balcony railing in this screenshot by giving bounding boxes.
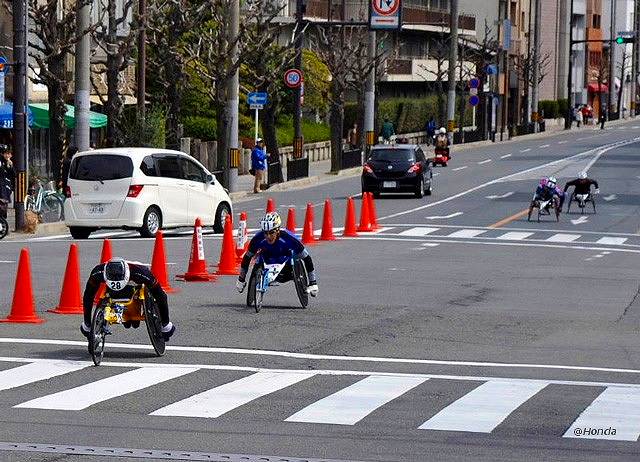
[386,59,413,75]
[402,6,475,31]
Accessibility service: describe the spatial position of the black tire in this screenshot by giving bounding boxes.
[527,202,535,222]
[414,179,424,198]
[214,202,231,234]
[139,206,162,238]
[246,263,261,308]
[143,289,166,356]
[425,182,432,196]
[592,196,597,214]
[443,162,447,167]
[293,259,309,309]
[373,191,381,198]
[89,300,108,366]
[69,226,93,239]
[567,195,573,213]
[0,217,7,240]
[41,194,64,223]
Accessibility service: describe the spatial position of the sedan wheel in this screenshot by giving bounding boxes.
[140,207,162,238]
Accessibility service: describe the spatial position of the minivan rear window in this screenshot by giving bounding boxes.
[369,149,414,162]
[70,155,134,181]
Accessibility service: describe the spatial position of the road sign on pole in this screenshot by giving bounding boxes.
[247,92,268,106]
[284,69,303,89]
[469,95,480,106]
[369,0,402,30]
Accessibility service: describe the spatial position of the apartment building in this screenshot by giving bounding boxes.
[603,0,635,115]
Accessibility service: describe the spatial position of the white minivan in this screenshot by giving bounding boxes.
[64,148,233,239]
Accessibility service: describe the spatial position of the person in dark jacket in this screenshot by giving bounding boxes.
[251,138,268,193]
[60,146,78,192]
[0,145,15,205]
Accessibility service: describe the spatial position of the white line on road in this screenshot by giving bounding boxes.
[398,227,439,237]
[558,141,568,144]
[596,237,628,245]
[0,260,15,264]
[0,361,88,391]
[571,216,589,225]
[452,166,468,171]
[485,192,514,199]
[539,144,550,148]
[477,159,493,164]
[546,234,581,243]
[425,212,463,220]
[603,194,617,202]
[500,154,512,158]
[496,232,534,240]
[520,148,531,153]
[445,229,487,238]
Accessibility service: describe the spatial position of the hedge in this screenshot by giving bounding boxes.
[539,99,569,119]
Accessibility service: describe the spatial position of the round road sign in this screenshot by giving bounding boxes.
[469,77,480,89]
[372,0,400,16]
[284,69,303,89]
[469,95,480,107]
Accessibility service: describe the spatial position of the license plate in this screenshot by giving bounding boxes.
[88,204,105,214]
[383,181,397,188]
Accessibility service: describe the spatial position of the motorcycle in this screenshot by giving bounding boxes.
[433,147,450,167]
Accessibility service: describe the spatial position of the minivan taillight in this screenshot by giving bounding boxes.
[64,186,71,198]
[408,163,422,174]
[363,163,374,174]
[127,185,144,198]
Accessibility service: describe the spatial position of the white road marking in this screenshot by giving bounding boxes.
[0,361,88,391]
[425,212,463,220]
[452,166,468,171]
[486,192,514,199]
[477,159,493,165]
[520,148,531,153]
[546,234,581,243]
[596,237,628,245]
[539,144,550,148]
[398,227,440,237]
[15,367,198,410]
[571,216,589,225]
[496,232,534,240]
[603,194,617,202]
[558,141,568,144]
[500,154,512,158]
[0,260,15,264]
[286,375,427,425]
[30,234,72,241]
[150,371,313,418]
[564,387,640,441]
[421,243,440,247]
[433,172,441,176]
[419,380,548,433]
[446,229,486,238]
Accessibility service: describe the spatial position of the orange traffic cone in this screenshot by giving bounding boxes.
[151,231,178,293]
[286,208,297,234]
[266,197,276,213]
[235,211,249,263]
[216,215,239,275]
[0,248,44,323]
[342,197,358,237]
[48,244,83,314]
[301,203,317,245]
[367,193,380,230]
[177,217,216,281]
[357,194,373,232]
[94,239,113,304]
[320,199,336,241]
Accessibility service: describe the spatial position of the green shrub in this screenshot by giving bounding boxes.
[275,116,331,145]
[183,116,217,141]
[120,105,166,148]
[539,100,559,119]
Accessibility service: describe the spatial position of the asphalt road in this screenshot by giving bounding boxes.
[1,121,640,461]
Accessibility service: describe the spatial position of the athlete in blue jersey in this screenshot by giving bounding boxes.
[236,212,318,296]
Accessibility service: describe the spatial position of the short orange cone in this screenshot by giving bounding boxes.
[1,248,44,323]
[151,231,178,293]
[94,239,113,304]
[367,192,380,230]
[266,197,276,213]
[286,208,297,234]
[301,203,317,245]
[320,199,336,241]
[177,217,216,281]
[357,194,373,232]
[342,197,358,237]
[216,215,239,275]
[48,244,83,314]
[235,211,249,263]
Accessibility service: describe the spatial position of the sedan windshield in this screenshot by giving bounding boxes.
[369,149,415,163]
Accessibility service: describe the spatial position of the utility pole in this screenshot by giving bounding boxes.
[11,0,27,231]
[498,0,509,139]
[531,0,541,131]
[632,0,639,117]
[447,0,458,143]
[293,0,304,154]
[74,0,91,151]
[565,0,574,129]
[607,0,616,119]
[137,0,146,122]
[364,30,376,153]
[226,0,239,192]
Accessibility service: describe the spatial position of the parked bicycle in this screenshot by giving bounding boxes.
[0,199,8,240]
[24,179,64,223]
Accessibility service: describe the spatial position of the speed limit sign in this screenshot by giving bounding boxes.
[284,69,303,89]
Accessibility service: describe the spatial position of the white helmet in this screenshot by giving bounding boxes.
[103,258,130,291]
[578,171,587,179]
[439,127,446,134]
[260,211,282,232]
[547,176,557,188]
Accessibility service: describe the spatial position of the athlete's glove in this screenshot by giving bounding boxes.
[594,188,600,194]
[236,279,246,293]
[307,284,318,297]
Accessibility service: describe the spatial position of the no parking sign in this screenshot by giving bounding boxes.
[369,0,402,30]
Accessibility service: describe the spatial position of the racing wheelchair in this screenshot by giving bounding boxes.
[566,192,596,214]
[89,285,165,365]
[527,196,560,222]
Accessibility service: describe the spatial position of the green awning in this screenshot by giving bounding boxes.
[29,103,108,129]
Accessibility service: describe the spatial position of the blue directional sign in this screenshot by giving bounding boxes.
[247,92,268,106]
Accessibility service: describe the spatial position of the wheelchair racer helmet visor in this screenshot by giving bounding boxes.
[104,258,130,291]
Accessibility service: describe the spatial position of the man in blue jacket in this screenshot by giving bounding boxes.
[251,138,268,193]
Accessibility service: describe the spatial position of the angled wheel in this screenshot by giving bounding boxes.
[527,204,534,222]
[293,259,309,309]
[89,300,108,366]
[143,289,165,356]
[592,196,597,214]
[247,263,261,308]
[567,195,573,213]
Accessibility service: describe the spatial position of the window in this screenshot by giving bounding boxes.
[592,14,601,29]
[370,149,415,162]
[179,157,206,183]
[155,156,182,179]
[69,155,133,181]
[140,156,157,176]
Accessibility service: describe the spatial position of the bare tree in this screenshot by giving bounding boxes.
[616,49,631,117]
[417,31,449,125]
[514,46,550,123]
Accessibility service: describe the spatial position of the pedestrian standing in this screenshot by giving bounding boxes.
[0,145,15,210]
[599,108,607,130]
[347,123,358,149]
[425,116,436,146]
[380,118,395,143]
[575,106,583,128]
[251,138,268,194]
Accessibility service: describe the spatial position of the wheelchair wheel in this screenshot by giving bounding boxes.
[0,217,7,240]
[527,203,535,222]
[592,196,597,214]
[143,290,166,357]
[247,263,260,308]
[293,259,309,309]
[89,300,108,366]
[567,195,573,213]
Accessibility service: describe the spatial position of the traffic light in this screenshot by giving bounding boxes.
[616,36,634,44]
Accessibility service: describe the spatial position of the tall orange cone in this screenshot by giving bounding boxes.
[151,231,178,293]
[235,211,249,263]
[1,248,44,323]
[367,192,380,230]
[94,239,113,304]
[357,194,373,232]
[286,208,297,234]
[342,197,358,237]
[266,197,276,213]
[49,244,83,314]
[177,217,216,281]
[216,215,239,275]
[301,203,317,245]
[320,199,336,241]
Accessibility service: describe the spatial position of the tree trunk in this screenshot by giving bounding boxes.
[261,96,283,183]
[48,58,68,185]
[329,81,344,173]
[164,6,182,149]
[215,85,229,187]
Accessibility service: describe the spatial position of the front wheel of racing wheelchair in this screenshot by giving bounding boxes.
[528,198,560,223]
[567,193,596,214]
[247,262,264,313]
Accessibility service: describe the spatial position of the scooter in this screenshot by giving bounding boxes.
[433,147,450,167]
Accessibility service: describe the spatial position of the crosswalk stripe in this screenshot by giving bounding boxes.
[496,232,534,241]
[596,237,628,245]
[546,233,581,243]
[150,371,314,418]
[0,361,88,391]
[445,229,486,238]
[14,367,198,410]
[285,375,427,425]
[398,227,439,237]
[564,387,640,441]
[418,380,548,433]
